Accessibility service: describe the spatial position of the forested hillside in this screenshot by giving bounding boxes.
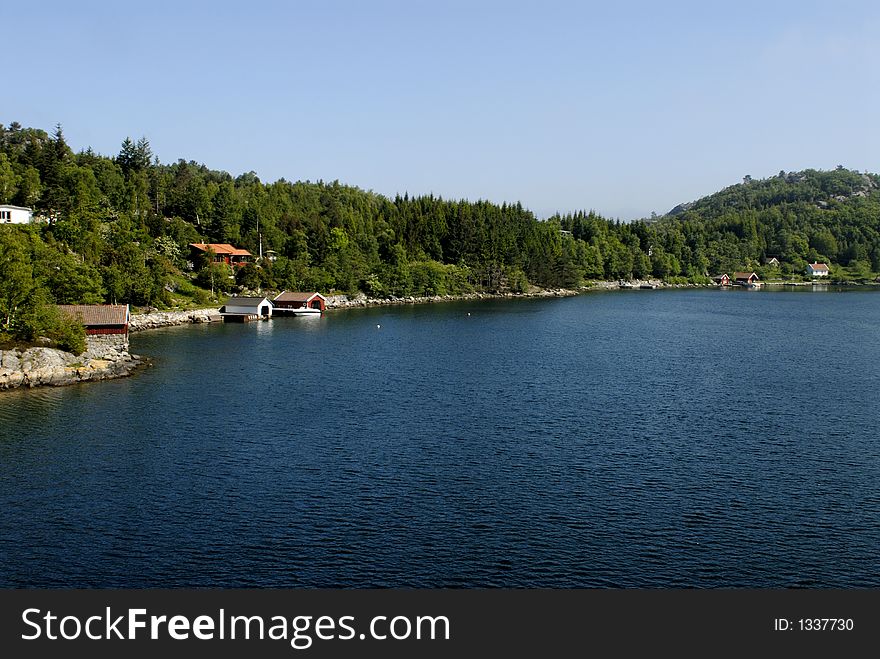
[2,121,879,347]
[553,168,880,282]
[660,167,880,277]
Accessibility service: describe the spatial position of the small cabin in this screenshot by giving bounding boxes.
[273,291,327,312]
[57,304,130,357]
[763,256,780,267]
[733,272,760,286]
[57,304,130,335]
[190,243,253,267]
[806,262,830,277]
[220,296,272,320]
[712,274,731,286]
[0,204,33,224]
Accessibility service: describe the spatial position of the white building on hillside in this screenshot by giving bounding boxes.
[806,262,830,277]
[0,205,33,224]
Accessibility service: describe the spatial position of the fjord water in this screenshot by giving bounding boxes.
[1,289,879,588]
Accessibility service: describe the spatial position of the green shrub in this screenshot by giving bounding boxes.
[410,260,449,296]
[195,263,234,293]
[14,296,87,355]
[504,266,530,293]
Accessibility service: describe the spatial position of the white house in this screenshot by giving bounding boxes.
[0,205,33,224]
[806,262,830,277]
[220,296,273,319]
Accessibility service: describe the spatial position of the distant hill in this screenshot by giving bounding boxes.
[667,168,879,218]
[645,167,880,277]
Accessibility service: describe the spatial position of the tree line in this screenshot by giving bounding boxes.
[2,121,879,349]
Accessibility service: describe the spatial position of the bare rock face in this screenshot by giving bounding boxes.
[667,201,695,216]
[0,346,142,391]
[0,349,26,389]
[0,350,21,372]
[128,308,222,331]
[18,348,76,386]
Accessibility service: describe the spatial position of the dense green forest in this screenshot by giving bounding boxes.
[2,121,880,347]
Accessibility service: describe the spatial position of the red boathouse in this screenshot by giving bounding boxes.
[273,291,327,312]
[57,304,130,335]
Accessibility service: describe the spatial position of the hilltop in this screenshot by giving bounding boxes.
[667,168,879,218]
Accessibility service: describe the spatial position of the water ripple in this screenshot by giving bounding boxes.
[1,291,879,587]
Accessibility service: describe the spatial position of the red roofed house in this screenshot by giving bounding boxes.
[190,243,252,267]
[273,291,327,315]
[733,272,760,287]
[57,304,130,358]
[712,274,731,286]
[806,262,830,277]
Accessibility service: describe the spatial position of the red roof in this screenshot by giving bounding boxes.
[57,304,129,326]
[809,262,829,270]
[190,243,252,257]
[733,272,758,280]
[274,291,326,303]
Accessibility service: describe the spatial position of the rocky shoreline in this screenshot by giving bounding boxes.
[321,280,708,308]
[0,346,143,391]
[322,287,583,309]
[122,289,586,332]
[123,281,683,329]
[128,308,223,332]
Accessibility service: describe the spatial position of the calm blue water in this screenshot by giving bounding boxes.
[1,289,879,588]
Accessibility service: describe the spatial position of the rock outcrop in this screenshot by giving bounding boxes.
[0,346,142,391]
[128,308,222,331]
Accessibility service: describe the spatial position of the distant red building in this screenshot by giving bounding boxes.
[733,272,760,286]
[190,243,252,267]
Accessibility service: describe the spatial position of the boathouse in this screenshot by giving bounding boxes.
[733,272,760,286]
[806,262,830,277]
[57,304,130,335]
[220,296,272,320]
[712,274,731,286]
[57,304,130,357]
[273,291,327,312]
[190,243,253,267]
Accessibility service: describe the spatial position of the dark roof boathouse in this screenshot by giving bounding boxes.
[57,304,130,335]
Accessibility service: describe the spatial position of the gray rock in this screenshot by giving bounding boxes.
[129,308,222,332]
[1,350,21,372]
[0,345,141,391]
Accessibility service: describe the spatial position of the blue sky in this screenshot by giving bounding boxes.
[6,0,879,218]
